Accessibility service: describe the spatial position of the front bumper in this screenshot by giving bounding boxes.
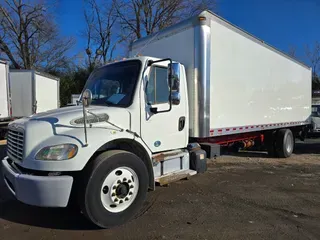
[1,157,73,207]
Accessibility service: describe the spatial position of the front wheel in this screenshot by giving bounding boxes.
[79,150,149,228]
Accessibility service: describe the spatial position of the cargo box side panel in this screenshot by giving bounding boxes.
[209,19,311,132]
[130,27,196,133]
[35,74,59,113]
[10,71,33,117]
[0,62,9,120]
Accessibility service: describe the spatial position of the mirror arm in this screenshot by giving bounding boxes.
[150,107,158,114]
[148,58,172,66]
[81,89,93,147]
[82,98,88,147]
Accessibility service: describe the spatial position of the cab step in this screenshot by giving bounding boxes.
[155,169,197,186]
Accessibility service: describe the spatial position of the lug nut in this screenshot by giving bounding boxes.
[128,180,132,183]
[112,193,116,197]
[119,200,123,204]
[117,180,121,184]
[130,185,134,189]
[113,186,116,190]
[123,178,127,181]
[125,197,129,201]
[129,192,133,195]
[115,198,119,202]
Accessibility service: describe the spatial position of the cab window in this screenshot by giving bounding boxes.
[146,66,169,105]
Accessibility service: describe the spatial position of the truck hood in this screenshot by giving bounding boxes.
[7,105,135,171]
[311,117,320,128]
[10,105,131,130]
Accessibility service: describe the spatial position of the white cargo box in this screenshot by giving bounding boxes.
[0,59,11,121]
[9,70,60,117]
[130,10,312,138]
[71,94,80,105]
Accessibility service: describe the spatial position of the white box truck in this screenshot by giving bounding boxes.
[67,94,81,106]
[0,59,11,139]
[72,94,80,104]
[9,70,60,117]
[1,11,312,228]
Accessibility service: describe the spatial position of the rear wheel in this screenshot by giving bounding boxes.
[79,150,149,228]
[264,131,278,158]
[275,129,295,158]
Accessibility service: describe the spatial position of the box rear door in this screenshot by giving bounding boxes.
[0,61,9,119]
[35,73,59,113]
[10,71,34,117]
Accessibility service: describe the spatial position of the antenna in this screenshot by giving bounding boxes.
[134,31,160,57]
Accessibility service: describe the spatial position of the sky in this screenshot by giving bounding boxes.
[55,0,320,66]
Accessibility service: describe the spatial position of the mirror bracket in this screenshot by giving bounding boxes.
[150,107,158,114]
[81,89,93,147]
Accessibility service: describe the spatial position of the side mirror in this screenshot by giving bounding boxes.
[168,62,181,105]
[82,89,92,108]
[171,92,181,105]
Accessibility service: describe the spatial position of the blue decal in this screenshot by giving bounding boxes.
[154,141,161,147]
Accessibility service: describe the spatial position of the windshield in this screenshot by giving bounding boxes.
[311,105,320,117]
[83,60,141,107]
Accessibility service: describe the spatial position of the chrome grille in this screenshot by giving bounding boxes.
[7,129,24,161]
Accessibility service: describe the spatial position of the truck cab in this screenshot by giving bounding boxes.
[310,104,320,135]
[2,56,198,228]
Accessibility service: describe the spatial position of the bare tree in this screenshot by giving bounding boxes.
[83,0,120,70]
[304,41,320,91]
[113,0,217,41]
[288,46,297,58]
[0,0,74,70]
[305,41,320,77]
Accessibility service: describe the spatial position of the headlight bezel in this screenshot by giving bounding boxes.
[35,144,78,161]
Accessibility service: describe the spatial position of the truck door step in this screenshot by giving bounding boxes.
[155,169,197,186]
[152,149,186,163]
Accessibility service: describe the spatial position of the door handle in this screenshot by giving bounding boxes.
[178,116,185,131]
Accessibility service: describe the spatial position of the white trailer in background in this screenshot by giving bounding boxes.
[9,70,60,117]
[0,59,11,121]
[71,94,80,105]
[0,59,11,139]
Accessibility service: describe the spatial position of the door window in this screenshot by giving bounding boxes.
[146,66,169,105]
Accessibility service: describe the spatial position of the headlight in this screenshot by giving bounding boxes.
[36,144,78,160]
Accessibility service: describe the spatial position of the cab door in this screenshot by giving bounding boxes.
[140,60,188,153]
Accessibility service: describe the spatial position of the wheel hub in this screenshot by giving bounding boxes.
[100,167,139,213]
[116,182,129,198]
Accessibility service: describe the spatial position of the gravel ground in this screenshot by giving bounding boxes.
[1,139,320,240]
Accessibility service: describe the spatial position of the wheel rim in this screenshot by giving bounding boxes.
[286,134,294,153]
[100,167,139,213]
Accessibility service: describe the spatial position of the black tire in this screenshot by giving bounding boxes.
[79,150,149,228]
[275,129,295,158]
[266,144,277,157]
[264,131,278,158]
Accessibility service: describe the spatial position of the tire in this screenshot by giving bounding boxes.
[275,129,295,158]
[79,150,149,228]
[266,144,277,158]
[264,131,278,158]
